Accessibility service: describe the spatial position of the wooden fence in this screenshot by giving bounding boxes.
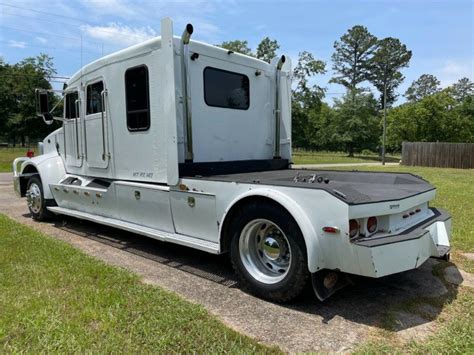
[402,142,474,169]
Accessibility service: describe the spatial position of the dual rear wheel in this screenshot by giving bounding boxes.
[229,202,309,303]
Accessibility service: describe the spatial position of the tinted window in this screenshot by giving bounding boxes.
[125,65,150,131]
[86,81,104,114]
[65,92,78,119]
[204,67,249,110]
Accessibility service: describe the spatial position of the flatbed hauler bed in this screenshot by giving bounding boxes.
[12,18,451,302]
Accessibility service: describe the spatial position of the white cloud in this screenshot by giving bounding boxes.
[81,23,157,47]
[36,36,47,44]
[437,60,474,87]
[82,0,136,17]
[8,40,26,48]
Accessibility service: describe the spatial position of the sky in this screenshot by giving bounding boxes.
[0,0,473,104]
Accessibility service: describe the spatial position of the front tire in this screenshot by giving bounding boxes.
[26,176,51,221]
[230,202,309,303]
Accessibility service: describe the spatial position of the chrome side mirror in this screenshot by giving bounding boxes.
[42,112,54,125]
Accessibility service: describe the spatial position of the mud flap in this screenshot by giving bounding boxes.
[311,270,353,301]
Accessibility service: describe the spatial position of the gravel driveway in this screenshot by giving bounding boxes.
[0,172,455,352]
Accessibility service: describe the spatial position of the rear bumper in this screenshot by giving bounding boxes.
[353,208,451,277]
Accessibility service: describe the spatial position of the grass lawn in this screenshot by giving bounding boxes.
[292,150,401,165]
[0,147,37,173]
[0,214,278,353]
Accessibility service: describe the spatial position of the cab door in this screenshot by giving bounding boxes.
[84,79,109,169]
[63,90,83,168]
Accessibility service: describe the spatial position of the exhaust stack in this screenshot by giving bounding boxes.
[274,55,286,159]
[181,24,194,162]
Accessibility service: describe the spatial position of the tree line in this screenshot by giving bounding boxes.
[0,54,60,146]
[220,27,473,155]
[1,27,473,152]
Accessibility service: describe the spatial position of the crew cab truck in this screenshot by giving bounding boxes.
[12,18,451,302]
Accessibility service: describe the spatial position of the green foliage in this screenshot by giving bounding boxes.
[331,90,380,155]
[386,89,474,149]
[369,37,412,109]
[291,52,327,149]
[219,37,280,63]
[256,37,279,63]
[330,25,378,90]
[0,54,60,145]
[451,77,474,101]
[217,40,253,56]
[405,74,441,102]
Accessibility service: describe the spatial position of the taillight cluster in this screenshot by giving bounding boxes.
[349,219,359,239]
[349,217,378,240]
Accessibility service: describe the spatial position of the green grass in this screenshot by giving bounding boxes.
[292,150,401,165]
[0,147,37,172]
[0,214,278,353]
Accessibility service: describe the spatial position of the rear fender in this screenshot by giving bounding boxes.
[219,188,324,273]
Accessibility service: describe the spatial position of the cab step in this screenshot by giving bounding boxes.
[47,206,220,254]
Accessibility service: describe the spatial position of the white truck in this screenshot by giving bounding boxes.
[13,18,451,302]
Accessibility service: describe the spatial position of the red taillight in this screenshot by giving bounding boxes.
[26,150,34,158]
[367,216,378,233]
[349,219,359,239]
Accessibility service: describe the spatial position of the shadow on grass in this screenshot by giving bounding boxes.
[38,213,458,334]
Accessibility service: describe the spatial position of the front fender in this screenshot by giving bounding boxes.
[20,151,66,199]
[219,188,325,273]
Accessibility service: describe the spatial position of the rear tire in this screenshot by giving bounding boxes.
[230,201,309,303]
[26,176,52,221]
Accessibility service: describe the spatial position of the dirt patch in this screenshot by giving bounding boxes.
[0,173,460,352]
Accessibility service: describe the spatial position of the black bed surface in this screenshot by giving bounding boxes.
[190,169,435,205]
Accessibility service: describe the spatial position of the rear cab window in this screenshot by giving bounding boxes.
[203,67,250,110]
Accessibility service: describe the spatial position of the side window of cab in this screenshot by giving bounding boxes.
[64,91,79,119]
[86,81,104,115]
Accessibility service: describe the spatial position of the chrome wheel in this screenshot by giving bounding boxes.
[26,182,42,214]
[239,219,292,284]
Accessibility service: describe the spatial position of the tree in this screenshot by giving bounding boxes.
[0,54,60,145]
[256,37,279,63]
[291,51,326,149]
[404,74,440,102]
[451,77,474,101]
[217,40,253,56]
[331,90,380,155]
[368,37,412,164]
[386,89,474,148]
[330,25,378,93]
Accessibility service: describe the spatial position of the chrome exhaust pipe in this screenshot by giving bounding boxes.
[274,55,285,159]
[181,23,194,162]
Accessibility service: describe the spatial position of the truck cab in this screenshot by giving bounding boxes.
[12,18,451,302]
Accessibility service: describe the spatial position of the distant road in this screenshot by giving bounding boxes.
[292,162,400,169]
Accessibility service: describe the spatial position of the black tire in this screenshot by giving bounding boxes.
[26,176,52,221]
[229,201,309,303]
